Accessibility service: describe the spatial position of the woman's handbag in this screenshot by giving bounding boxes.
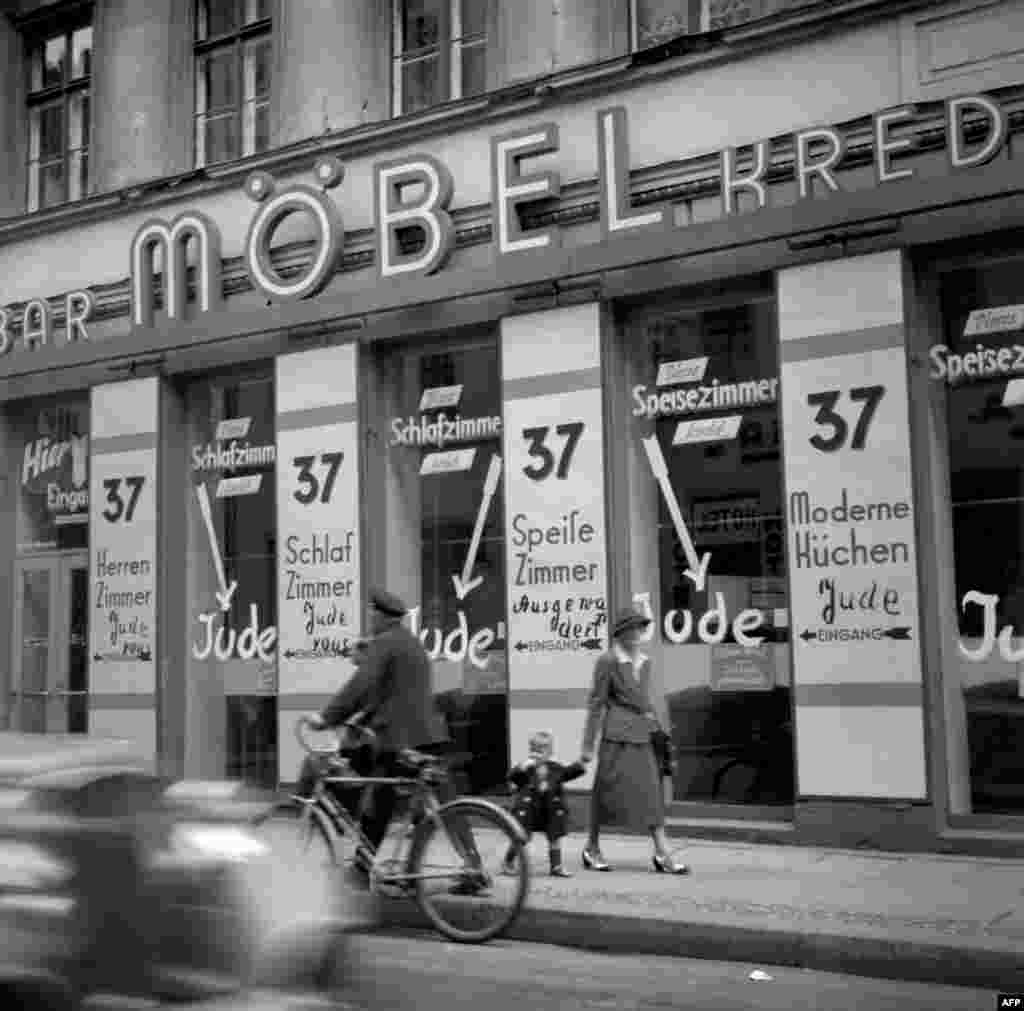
[650,727,674,778]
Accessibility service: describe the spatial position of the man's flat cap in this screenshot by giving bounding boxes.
[371,588,408,617]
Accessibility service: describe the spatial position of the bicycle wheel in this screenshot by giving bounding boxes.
[406,798,530,943]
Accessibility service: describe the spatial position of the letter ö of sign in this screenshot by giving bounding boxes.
[130,211,223,329]
[244,157,344,303]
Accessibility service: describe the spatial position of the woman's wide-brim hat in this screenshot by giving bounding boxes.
[611,607,652,639]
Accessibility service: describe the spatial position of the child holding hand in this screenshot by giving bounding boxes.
[502,730,585,878]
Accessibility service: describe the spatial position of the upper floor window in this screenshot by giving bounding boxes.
[392,0,487,116]
[26,22,92,212]
[630,0,826,49]
[194,0,271,168]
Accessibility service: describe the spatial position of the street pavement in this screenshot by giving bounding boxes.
[247,812,1024,991]
[371,830,1024,990]
[144,934,999,1010]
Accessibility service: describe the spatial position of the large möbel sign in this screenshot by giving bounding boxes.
[0,93,1014,349]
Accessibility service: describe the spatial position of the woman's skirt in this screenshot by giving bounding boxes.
[591,739,664,831]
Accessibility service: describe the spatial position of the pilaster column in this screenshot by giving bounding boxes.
[91,0,193,192]
[271,0,387,148]
[494,0,628,87]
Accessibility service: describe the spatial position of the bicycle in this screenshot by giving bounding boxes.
[254,716,531,944]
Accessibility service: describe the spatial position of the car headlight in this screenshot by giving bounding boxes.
[170,824,269,864]
[0,841,73,889]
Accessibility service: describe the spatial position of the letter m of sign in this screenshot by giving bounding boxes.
[130,212,223,329]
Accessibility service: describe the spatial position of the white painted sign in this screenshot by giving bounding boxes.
[276,346,362,694]
[420,384,463,411]
[963,305,1024,337]
[657,357,709,386]
[420,447,476,475]
[504,390,609,661]
[88,380,158,695]
[782,352,920,664]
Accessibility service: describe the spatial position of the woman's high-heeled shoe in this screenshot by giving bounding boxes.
[581,846,611,872]
[652,853,690,875]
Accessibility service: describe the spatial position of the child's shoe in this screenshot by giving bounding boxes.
[501,856,518,876]
[550,864,573,878]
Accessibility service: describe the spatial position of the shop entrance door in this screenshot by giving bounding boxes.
[12,553,90,734]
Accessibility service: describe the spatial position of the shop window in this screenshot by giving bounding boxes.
[194,0,271,167]
[392,0,487,116]
[618,284,794,807]
[26,20,92,211]
[11,395,89,554]
[378,339,508,792]
[939,251,1024,816]
[185,370,277,787]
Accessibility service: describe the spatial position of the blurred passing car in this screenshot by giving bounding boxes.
[0,732,277,1010]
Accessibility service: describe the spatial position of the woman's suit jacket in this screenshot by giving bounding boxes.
[581,649,658,756]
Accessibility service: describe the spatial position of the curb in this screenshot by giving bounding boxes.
[370,899,1024,991]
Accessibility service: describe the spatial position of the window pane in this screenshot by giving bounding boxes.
[251,101,269,153]
[401,55,441,114]
[634,1,693,48]
[244,38,271,99]
[69,149,88,202]
[401,0,443,54]
[198,49,238,112]
[460,42,486,98]
[621,290,794,807]
[71,27,93,79]
[39,34,67,90]
[69,92,90,151]
[380,341,509,793]
[31,103,65,161]
[941,254,1024,816]
[200,111,239,164]
[12,397,90,551]
[185,372,277,788]
[197,0,239,40]
[244,0,272,23]
[460,0,487,39]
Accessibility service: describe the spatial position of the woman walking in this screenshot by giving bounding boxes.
[579,608,689,875]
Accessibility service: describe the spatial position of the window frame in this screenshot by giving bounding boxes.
[193,0,272,169]
[391,0,488,117]
[24,15,93,213]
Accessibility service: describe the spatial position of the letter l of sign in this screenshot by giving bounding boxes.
[597,108,668,238]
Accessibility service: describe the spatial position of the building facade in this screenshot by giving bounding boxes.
[1,0,1023,853]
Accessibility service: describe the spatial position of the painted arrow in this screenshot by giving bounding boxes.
[195,482,238,612]
[800,630,816,642]
[581,638,603,651]
[453,453,503,600]
[641,435,711,592]
[884,627,912,640]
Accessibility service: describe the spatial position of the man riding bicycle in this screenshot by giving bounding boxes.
[300,588,484,892]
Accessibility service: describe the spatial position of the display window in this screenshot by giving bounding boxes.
[376,337,508,792]
[12,394,89,554]
[6,393,89,735]
[184,368,277,787]
[935,250,1024,816]
[617,282,795,807]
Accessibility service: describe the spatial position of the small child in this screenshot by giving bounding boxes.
[502,730,585,878]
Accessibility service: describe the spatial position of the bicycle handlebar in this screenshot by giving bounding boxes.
[294,714,377,756]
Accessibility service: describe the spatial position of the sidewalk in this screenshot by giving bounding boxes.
[371,832,1024,990]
